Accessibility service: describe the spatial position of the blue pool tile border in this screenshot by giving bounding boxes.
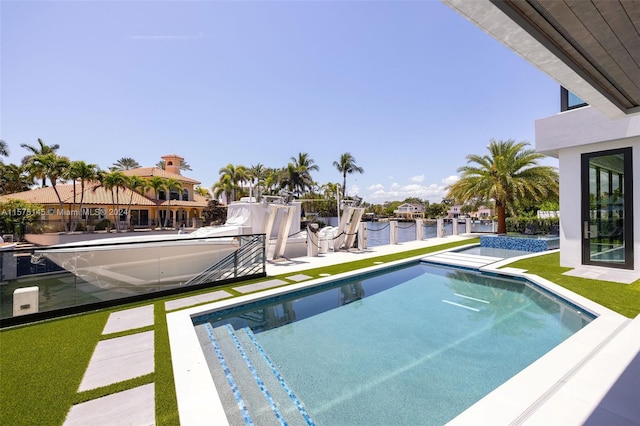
[224,324,287,426]
[204,323,254,426]
[244,326,316,426]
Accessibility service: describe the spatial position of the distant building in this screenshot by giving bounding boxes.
[447,205,494,220]
[393,203,425,220]
[0,154,209,231]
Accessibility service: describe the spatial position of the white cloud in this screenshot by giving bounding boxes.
[442,175,459,185]
[361,175,456,203]
[347,184,360,196]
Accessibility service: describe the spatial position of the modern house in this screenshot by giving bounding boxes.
[443,0,639,283]
[0,154,210,232]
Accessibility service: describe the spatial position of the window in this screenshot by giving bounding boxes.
[561,86,588,111]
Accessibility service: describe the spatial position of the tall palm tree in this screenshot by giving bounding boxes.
[124,175,146,229]
[111,157,140,171]
[145,176,167,228]
[99,171,129,232]
[217,164,247,202]
[333,153,364,198]
[31,153,70,231]
[20,138,60,187]
[247,163,268,200]
[66,161,99,232]
[163,178,183,228]
[446,139,559,234]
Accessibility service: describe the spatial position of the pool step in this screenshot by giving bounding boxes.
[421,252,503,269]
[200,323,314,426]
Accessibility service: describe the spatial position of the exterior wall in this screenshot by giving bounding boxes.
[537,107,640,273]
[536,106,640,156]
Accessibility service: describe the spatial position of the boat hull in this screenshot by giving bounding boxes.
[37,237,240,290]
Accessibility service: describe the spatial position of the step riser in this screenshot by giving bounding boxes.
[202,323,315,426]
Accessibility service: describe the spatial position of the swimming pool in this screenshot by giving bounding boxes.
[191,262,593,425]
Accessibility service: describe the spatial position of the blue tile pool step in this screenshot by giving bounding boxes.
[195,323,315,426]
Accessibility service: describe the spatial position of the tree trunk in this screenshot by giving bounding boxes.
[497,202,507,234]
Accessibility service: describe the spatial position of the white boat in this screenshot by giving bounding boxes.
[33,196,308,289]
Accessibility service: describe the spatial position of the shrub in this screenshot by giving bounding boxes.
[506,216,559,234]
[95,219,111,231]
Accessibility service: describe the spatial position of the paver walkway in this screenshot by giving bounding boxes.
[63,305,156,425]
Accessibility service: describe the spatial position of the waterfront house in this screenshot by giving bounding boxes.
[447,204,494,220]
[443,0,640,282]
[0,154,210,233]
[393,203,425,220]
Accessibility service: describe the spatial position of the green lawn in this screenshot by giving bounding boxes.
[504,251,640,318]
[1,239,638,425]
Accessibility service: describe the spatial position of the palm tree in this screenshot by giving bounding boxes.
[145,176,167,228]
[333,153,364,198]
[66,161,99,232]
[0,139,9,159]
[217,164,247,202]
[124,175,146,229]
[446,139,559,234]
[320,182,341,216]
[287,152,319,196]
[156,159,192,171]
[111,157,140,171]
[99,171,129,232]
[30,153,70,231]
[212,174,234,204]
[163,178,183,228]
[0,163,31,195]
[247,163,268,200]
[194,186,211,198]
[20,138,60,186]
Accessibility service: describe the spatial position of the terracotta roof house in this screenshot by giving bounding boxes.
[0,154,210,232]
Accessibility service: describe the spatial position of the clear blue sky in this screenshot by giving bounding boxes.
[1,0,559,203]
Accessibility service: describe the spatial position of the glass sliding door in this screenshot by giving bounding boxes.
[581,148,634,269]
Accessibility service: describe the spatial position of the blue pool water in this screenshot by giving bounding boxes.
[194,263,592,425]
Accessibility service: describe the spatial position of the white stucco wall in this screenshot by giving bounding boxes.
[537,108,640,272]
[536,106,640,157]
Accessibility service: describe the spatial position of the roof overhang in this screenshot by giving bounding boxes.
[442,0,640,119]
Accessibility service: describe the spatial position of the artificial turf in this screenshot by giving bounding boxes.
[504,251,640,318]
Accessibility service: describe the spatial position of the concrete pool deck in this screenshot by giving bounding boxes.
[64,236,639,425]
